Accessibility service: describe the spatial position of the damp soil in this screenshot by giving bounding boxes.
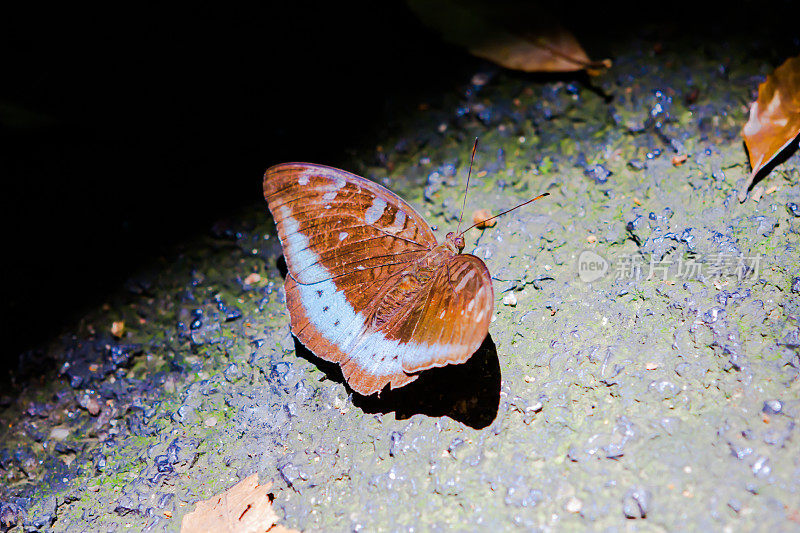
[2,21,800,533]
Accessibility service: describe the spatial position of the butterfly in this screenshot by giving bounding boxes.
[263,158,548,395]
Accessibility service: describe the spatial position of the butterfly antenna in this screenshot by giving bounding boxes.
[459,192,551,236]
[456,137,479,236]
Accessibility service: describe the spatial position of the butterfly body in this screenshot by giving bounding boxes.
[264,163,494,395]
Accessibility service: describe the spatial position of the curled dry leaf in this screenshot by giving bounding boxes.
[740,55,800,202]
[407,0,609,73]
[180,474,299,533]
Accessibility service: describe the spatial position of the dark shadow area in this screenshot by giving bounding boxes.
[1,2,474,358]
[3,0,797,362]
[295,334,501,429]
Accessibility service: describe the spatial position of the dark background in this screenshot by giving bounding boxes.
[2,2,796,357]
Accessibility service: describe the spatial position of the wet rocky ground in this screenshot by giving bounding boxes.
[2,26,799,533]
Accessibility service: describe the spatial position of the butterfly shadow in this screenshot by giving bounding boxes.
[741,137,799,197]
[294,335,501,430]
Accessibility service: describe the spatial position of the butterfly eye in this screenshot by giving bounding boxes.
[454,236,465,250]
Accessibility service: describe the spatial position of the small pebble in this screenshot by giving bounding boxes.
[727,498,742,513]
[565,497,583,514]
[622,488,650,519]
[50,428,70,441]
[502,293,518,307]
[627,159,646,171]
[244,273,262,285]
[584,164,612,184]
[762,400,782,415]
[204,417,218,427]
[470,72,491,87]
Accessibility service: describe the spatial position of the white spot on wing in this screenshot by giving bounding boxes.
[386,209,407,234]
[298,171,311,185]
[323,191,337,201]
[334,176,346,189]
[365,197,387,224]
[339,232,348,241]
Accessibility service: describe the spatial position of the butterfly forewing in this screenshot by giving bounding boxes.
[265,163,439,393]
[264,163,436,285]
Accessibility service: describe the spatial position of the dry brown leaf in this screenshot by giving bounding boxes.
[110,320,125,338]
[407,0,609,73]
[181,475,299,533]
[740,55,800,202]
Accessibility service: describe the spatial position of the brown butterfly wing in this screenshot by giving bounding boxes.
[378,254,494,374]
[329,253,493,394]
[264,163,437,282]
[264,163,439,394]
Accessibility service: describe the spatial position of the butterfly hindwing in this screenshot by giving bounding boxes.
[380,254,494,374]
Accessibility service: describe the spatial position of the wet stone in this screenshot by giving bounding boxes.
[622,487,650,519]
[627,158,646,171]
[778,330,800,348]
[166,437,199,466]
[702,307,726,324]
[389,431,403,457]
[447,437,465,460]
[155,492,174,510]
[279,461,302,488]
[223,363,241,382]
[25,402,52,418]
[791,277,800,293]
[93,452,107,473]
[23,496,57,531]
[216,299,243,322]
[127,413,156,437]
[77,392,102,416]
[114,490,149,517]
[565,496,583,514]
[729,442,753,461]
[786,202,800,217]
[727,498,742,513]
[762,400,782,415]
[154,455,173,474]
[584,164,612,184]
[751,456,771,478]
[0,501,27,529]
